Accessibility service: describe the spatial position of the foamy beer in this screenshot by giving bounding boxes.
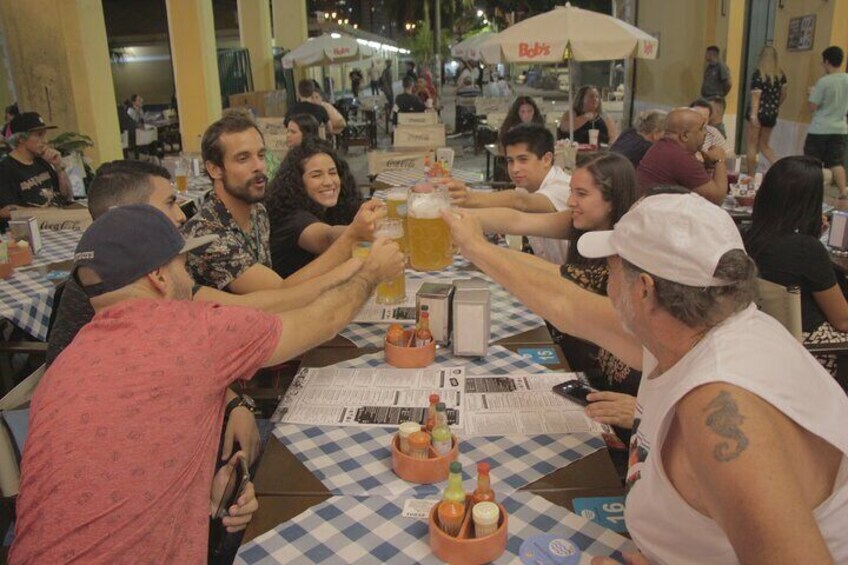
[385,188,409,255]
[407,184,452,271]
[375,219,406,304]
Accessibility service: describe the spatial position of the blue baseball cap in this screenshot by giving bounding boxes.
[73,204,216,297]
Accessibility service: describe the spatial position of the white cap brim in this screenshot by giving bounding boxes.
[577,230,616,259]
[180,234,218,254]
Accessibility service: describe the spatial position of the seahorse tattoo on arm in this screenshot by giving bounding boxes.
[703,391,749,462]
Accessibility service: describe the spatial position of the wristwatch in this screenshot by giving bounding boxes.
[225,394,257,417]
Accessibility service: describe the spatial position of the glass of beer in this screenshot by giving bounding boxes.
[175,159,188,193]
[374,219,406,304]
[352,241,371,260]
[407,184,452,271]
[385,188,409,256]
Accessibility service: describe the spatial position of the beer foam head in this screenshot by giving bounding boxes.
[408,196,448,219]
[387,188,408,201]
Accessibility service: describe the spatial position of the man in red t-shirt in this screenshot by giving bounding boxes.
[636,108,728,204]
[11,205,402,563]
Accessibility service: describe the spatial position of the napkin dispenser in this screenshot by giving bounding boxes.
[416,283,455,345]
[8,217,42,254]
[452,279,490,357]
[829,210,848,250]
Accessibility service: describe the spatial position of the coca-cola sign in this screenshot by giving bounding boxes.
[517,42,552,59]
[386,158,417,169]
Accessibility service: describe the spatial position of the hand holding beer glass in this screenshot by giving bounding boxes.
[373,219,406,304]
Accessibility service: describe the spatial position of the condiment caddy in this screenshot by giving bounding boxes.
[428,461,508,564]
[384,307,436,368]
[391,397,458,484]
[390,431,458,484]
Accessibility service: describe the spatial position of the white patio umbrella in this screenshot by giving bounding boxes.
[451,31,499,63]
[477,3,658,140]
[282,34,374,70]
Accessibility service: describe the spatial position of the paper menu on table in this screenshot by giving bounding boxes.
[352,279,426,324]
[462,372,608,437]
[273,366,465,428]
[352,303,417,324]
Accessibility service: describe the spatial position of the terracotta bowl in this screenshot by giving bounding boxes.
[385,330,436,368]
[0,262,13,279]
[391,433,458,484]
[428,498,508,565]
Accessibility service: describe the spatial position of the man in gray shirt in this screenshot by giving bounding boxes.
[701,45,732,99]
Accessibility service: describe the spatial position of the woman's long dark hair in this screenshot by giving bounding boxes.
[566,152,638,266]
[286,113,320,143]
[743,155,823,259]
[499,96,544,142]
[265,139,361,225]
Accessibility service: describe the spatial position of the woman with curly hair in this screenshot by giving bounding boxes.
[266,139,363,277]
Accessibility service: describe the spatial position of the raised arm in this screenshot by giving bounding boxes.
[695,146,728,205]
[443,209,642,368]
[263,237,404,365]
[447,180,557,212]
[559,111,593,135]
[285,199,385,284]
[195,258,362,313]
[467,207,573,239]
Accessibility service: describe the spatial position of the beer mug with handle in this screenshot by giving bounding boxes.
[374,219,406,304]
[385,187,409,257]
[407,184,452,271]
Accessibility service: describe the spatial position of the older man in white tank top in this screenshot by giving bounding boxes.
[441,192,848,564]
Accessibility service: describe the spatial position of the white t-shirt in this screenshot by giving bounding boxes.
[625,304,848,565]
[515,165,571,265]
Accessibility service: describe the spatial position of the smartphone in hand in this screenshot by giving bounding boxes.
[552,379,598,406]
[215,456,250,519]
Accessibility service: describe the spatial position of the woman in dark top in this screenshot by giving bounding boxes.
[265,140,362,278]
[744,155,848,375]
[558,85,618,145]
[498,96,545,145]
[745,45,787,175]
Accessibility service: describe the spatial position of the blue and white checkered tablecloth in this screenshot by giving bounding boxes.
[340,271,544,348]
[236,491,637,564]
[329,344,548,374]
[374,168,483,188]
[0,271,60,341]
[273,424,604,498]
[30,229,81,267]
[0,230,80,340]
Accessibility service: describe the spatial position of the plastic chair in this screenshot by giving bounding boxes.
[753,278,802,342]
[0,364,45,497]
[755,278,848,391]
